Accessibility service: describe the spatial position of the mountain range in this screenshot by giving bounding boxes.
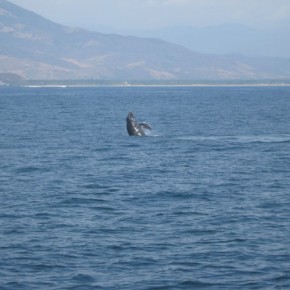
[1,0,290,83]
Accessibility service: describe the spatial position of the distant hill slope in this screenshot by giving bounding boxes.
[1,0,290,81]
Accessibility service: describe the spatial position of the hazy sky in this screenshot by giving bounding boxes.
[9,0,290,31]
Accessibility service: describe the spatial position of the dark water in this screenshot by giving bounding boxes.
[1,86,290,289]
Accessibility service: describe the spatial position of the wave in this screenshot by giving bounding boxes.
[176,134,290,144]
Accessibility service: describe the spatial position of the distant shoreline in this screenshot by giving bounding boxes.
[22,83,290,88]
[2,80,290,88]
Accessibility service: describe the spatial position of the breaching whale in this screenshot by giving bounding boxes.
[126,112,152,136]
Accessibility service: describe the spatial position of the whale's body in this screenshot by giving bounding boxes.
[126,112,151,136]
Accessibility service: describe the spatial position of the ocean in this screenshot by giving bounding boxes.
[1,85,290,289]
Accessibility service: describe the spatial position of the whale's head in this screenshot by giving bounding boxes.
[126,111,135,123]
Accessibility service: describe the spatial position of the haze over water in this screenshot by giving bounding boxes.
[1,86,290,289]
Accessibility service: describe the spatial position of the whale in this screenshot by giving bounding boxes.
[126,112,152,136]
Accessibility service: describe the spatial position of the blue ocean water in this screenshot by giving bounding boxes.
[1,85,290,289]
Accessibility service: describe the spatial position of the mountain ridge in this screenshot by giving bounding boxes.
[1,0,290,82]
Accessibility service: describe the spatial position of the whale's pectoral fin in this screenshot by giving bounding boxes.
[139,122,152,130]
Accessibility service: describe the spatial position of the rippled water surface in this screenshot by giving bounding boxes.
[1,86,290,289]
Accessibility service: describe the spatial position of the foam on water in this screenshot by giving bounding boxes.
[177,134,290,143]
